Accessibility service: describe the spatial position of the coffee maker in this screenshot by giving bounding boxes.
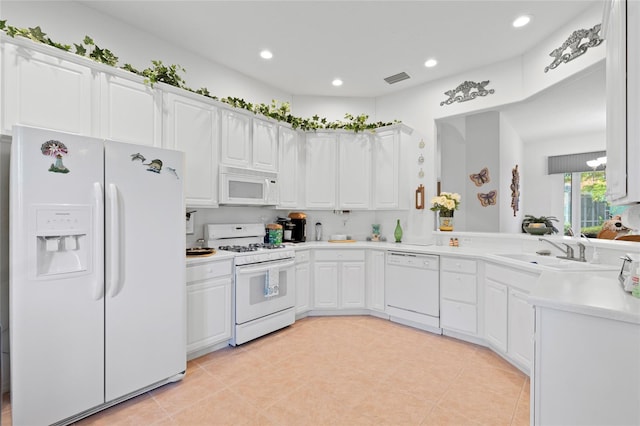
[287,212,307,242]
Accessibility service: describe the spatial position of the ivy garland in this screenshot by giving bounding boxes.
[0,20,400,132]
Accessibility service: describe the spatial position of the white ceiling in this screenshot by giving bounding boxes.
[77,0,600,98]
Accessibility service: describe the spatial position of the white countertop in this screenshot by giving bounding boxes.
[186,250,235,265]
[529,271,640,324]
[186,239,636,323]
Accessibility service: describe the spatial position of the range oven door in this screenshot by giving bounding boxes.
[235,258,295,325]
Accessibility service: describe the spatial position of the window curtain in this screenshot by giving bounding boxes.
[547,150,606,174]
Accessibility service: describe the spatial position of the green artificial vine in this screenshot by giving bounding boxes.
[0,19,400,132]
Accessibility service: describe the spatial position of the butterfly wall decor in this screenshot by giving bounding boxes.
[477,190,497,207]
[469,167,490,187]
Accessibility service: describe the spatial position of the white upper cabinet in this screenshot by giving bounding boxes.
[605,0,640,204]
[220,109,251,168]
[1,39,94,136]
[305,133,338,209]
[338,133,371,209]
[252,118,278,172]
[220,109,279,171]
[278,126,301,208]
[372,129,400,209]
[99,73,162,147]
[164,92,219,207]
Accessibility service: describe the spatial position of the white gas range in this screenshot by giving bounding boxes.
[205,223,296,345]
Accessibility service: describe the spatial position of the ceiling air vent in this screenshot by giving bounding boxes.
[384,72,410,84]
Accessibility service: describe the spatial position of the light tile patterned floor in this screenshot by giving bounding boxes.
[1,316,530,425]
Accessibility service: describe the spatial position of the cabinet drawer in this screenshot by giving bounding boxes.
[485,263,539,291]
[187,259,233,283]
[441,300,477,334]
[296,250,310,263]
[441,271,477,303]
[441,257,477,274]
[315,249,365,262]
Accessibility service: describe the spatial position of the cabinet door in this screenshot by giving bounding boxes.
[338,133,371,209]
[508,288,534,369]
[305,133,337,208]
[100,73,162,147]
[372,130,399,209]
[313,262,339,308]
[295,262,310,314]
[441,300,477,334]
[252,118,278,171]
[605,0,628,202]
[220,109,251,167]
[186,277,231,353]
[367,250,386,312]
[341,262,366,308]
[1,42,94,135]
[278,126,299,208]
[164,93,219,207]
[484,279,508,352]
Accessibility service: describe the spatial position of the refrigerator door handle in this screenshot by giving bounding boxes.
[108,183,122,297]
[93,182,104,301]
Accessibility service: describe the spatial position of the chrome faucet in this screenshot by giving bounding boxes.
[538,238,586,262]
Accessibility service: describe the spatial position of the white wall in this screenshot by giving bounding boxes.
[185,207,410,247]
[465,112,500,232]
[1,1,291,105]
[437,119,467,231]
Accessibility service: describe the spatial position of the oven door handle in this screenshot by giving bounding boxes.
[235,258,295,275]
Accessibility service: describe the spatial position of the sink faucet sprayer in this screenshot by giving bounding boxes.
[538,238,586,262]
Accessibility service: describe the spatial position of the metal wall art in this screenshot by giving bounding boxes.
[544,23,603,73]
[440,80,495,106]
[510,165,520,217]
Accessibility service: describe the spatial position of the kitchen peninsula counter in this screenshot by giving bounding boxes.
[530,271,640,324]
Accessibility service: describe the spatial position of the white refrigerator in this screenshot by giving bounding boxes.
[10,125,186,425]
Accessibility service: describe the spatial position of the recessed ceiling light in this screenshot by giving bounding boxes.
[512,15,531,28]
[332,79,343,87]
[260,50,273,59]
[424,58,438,68]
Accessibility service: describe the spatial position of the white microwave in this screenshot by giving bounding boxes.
[219,166,279,206]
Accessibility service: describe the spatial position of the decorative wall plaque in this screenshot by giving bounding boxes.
[544,23,603,73]
[510,165,520,217]
[440,80,495,106]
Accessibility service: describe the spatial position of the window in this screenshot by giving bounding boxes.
[563,171,628,236]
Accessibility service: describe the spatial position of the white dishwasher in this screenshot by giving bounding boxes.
[385,251,440,333]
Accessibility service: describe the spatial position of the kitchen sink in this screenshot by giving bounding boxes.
[491,253,617,271]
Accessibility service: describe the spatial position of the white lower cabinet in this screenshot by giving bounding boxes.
[483,262,538,373]
[366,250,386,313]
[295,250,311,314]
[440,257,478,337]
[508,288,534,368]
[484,279,508,352]
[186,258,232,358]
[313,250,365,310]
[533,306,640,426]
